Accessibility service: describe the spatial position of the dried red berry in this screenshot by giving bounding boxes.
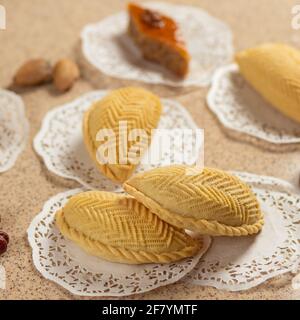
[0,231,9,244]
[0,236,7,255]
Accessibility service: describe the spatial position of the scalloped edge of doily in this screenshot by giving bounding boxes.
[207,64,300,146]
[185,171,300,291]
[0,89,29,173]
[27,187,212,297]
[32,91,120,190]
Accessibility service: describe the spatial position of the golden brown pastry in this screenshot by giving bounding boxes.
[128,3,190,77]
[123,165,264,236]
[83,87,162,183]
[55,191,200,264]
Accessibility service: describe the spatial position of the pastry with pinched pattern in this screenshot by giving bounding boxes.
[83,87,162,183]
[55,191,200,264]
[123,165,264,236]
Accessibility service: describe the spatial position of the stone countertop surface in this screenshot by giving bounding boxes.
[0,0,299,300]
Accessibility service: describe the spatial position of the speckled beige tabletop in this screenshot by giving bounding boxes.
[0,0,299,300]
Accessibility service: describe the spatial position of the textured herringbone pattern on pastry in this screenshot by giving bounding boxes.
[83,87,162,183]
[236,43,300,123]
[55,191,199,264]
[123,165,264,236]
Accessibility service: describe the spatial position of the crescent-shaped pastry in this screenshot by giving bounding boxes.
[236,43,300,124]
[55,191,200,264]
[123,165,264,236]
[83,87,162,183]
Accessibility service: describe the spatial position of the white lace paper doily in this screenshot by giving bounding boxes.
[81,2,233,87]
[34,90,201,191]
[27,188,211,297]
[207,64,300,145]
[186,171,300,291]
[0,89,29,172]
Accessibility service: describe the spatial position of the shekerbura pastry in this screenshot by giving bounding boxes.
[128,3,190,77]
[83,87,162,183]
[123,165,264,236]
[236,43,300,124]
[55,191,200,264]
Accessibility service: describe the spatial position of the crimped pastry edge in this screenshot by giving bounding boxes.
[123,183,264,237]
[55,209,200,264]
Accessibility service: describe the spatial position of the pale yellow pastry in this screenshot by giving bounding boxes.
[236,43,300,124]
[55,191,200,264]
[123,165,264,236]
[83,87,162,183]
